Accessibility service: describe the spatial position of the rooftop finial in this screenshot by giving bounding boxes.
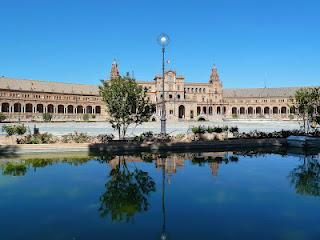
[209,64,220,83]
[110,59,120,80]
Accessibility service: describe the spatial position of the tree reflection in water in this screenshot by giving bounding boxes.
[99,156,156,222]
[289,155,320,196]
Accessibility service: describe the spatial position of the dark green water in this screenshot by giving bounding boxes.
[0,151,319,240]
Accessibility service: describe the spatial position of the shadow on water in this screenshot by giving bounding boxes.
[0,145,19,158]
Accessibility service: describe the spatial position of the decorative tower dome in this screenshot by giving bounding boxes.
[209,64,220,83]
[110,59,120,80]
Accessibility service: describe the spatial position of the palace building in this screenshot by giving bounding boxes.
[0,61,299,122]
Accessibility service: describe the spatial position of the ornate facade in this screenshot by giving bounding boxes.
[0,61,299,122]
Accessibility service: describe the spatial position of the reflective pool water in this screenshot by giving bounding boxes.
[0,151,319,239]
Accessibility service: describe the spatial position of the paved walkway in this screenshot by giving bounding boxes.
[0,120,301,137]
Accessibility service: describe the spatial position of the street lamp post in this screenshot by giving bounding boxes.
[157,33,170,135]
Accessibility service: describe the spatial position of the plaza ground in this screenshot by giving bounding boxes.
[0,120,300,137]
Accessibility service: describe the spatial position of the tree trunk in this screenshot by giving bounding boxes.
[118,127,121,140]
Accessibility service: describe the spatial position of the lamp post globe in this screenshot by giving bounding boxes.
[157,33,170,47]
[157,33,170,135]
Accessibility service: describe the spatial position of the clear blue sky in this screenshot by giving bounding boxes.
[0,0,319,88]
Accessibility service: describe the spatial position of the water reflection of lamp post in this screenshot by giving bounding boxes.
[157,33,170,135]
[159,157,168,240]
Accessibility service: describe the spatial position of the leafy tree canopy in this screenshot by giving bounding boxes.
[99,76,155,139]
[291,87,320,133]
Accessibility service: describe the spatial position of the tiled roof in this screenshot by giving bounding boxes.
[223,87,302,98]
[0,77,99,95]
[0,77,309,98]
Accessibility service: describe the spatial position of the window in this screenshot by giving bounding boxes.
[190,110,194,119]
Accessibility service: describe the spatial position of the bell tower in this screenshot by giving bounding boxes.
[209,65,221,83]
[209,65,223,93]
[110,59,120,80]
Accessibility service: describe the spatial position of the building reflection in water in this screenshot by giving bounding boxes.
[1,150,319,230]
[210,162,219,176]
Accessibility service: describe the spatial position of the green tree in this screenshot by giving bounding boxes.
[0,113,6,122]
[42,113,53,122]
[291,87,320,133]
[99,76,155,139]
[99,156,156,222]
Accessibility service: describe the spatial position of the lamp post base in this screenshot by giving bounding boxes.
[160,118,166,135]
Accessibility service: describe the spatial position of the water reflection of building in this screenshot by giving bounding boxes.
[106,152,233,178]
[108,156,142,169]
[210,162,219,176]
[156,155,184,174]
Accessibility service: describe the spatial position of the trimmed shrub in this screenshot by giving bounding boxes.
[175,133,185,140]
[61,132,91,143]
[2,125,16,136]
[134,131,154,142]
[43,113,53,122]
[17,133,57,144]
[191,126,206,134]
[97,134,114,143]
[0,113,6,122]
[83,114,90,121]
[229,126,239,134]
[15,125,27,135]
[223,126,229,132]
[213,127,223,133]
[207,127,214,133]
[2,124,26,136]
